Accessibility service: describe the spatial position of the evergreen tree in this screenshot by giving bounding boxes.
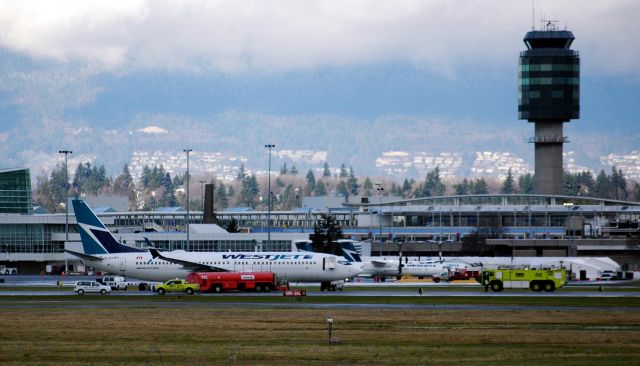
[241,175,260,207]
[162,172,172,191]
[390,182,401,196]
[594,169,611,198]
[633,183,640,202]
[322,162,331,177]
[216,182,229,209]
[309,215,344,256]
[113,164,134,195]
[227,185,235,202]
[419,167,446,197]
[141,165,151,189]
[314,180,327,196]
[363,177,373,196]
[347,167,358,195]
[339,164,348,178]
[611,167,628,200]
[172,175,182,188]
[305,170,316,195]
[159,186,177,207]
[473,178,489,194]
[290,165,298,176]
[280,162,288,175]
[500,168,516,194]
[49,164,70,210]
[517,173,535,194]
[401,179,412,198]
[236,163,247,181]
[336,181,348,198]
[454,178,470,195]
[33,175,55,213]
[280,184,297,210]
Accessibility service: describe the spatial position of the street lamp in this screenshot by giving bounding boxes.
[58,150,72,274]
[183,149,192,251]
[265,144,275,245]
[375,184,384,240]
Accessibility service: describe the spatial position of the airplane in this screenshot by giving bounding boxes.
[67,200,362,290]
[307,239,458,282]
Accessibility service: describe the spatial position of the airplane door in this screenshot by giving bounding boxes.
[120,258,126,272]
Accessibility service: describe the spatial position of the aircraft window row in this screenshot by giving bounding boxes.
[136,260,318,266]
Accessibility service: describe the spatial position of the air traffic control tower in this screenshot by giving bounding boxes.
[519,22,579,195]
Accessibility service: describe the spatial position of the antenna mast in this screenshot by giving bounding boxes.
[531,0,535,30]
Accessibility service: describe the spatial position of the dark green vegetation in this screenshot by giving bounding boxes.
[0,303,638,365]
[34,160,640,214]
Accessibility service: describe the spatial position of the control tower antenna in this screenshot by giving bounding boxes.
[531,0,535,30]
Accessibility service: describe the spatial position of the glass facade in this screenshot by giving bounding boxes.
[131,239,290,252]
[518,30,580,122]
[518,54,579,121]
[0,223,64,253]
[0,168,32,214]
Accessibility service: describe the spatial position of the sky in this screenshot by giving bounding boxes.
[0,0,638,176]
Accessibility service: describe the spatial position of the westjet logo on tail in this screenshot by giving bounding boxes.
[221,254,314,260]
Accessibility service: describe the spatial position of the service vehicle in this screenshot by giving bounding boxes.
[448,269,480,281]
[477,268,566,292]
[322,279,345,291]
[0,265,17,275]
[186,272,281,293]
[73,280,112,295]
[598,272,617,281]
[102,275,128,291]
[155,278,199,295]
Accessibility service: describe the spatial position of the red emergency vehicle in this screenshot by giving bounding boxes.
[186,272,283,293]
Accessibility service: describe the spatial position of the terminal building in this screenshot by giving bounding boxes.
[1,167,638,274]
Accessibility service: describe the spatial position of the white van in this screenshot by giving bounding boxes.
[74,281,112,295]
[102,275,128,291]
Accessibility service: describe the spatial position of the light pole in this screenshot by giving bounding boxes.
[183,149,192,251]
[375,184,384,241]
[59,150,72,274]
[265,144,275,245]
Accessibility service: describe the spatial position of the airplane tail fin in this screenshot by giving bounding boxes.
[72,199,143,254]
[338,240,362,263]
[294,240,314,252]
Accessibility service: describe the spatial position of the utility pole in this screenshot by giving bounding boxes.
[183,149,192,251]
[265,144,275,245]
[58,150,72,274]
[375,184,384,241]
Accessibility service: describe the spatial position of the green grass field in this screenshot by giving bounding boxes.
[0,290,639,365]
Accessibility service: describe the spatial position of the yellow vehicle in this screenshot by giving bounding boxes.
[477,268,566,292]
[155,278,200,295]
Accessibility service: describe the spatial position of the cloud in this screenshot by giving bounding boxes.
[137,125,168,134]
[0,1,637,77]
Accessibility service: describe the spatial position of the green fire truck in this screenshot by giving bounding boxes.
[477,268,567,292]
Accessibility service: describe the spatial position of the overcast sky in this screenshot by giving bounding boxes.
[0,0,638,172]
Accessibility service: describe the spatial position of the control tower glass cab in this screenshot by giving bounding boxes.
[518,23,580,195]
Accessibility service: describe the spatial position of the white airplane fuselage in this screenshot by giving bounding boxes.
[356,257,456,278]
[83,251,360,282]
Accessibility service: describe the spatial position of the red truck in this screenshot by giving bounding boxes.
[186,272,284,293]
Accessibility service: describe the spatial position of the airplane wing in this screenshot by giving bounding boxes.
[145,240,230,272]
[65,249,104,262]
